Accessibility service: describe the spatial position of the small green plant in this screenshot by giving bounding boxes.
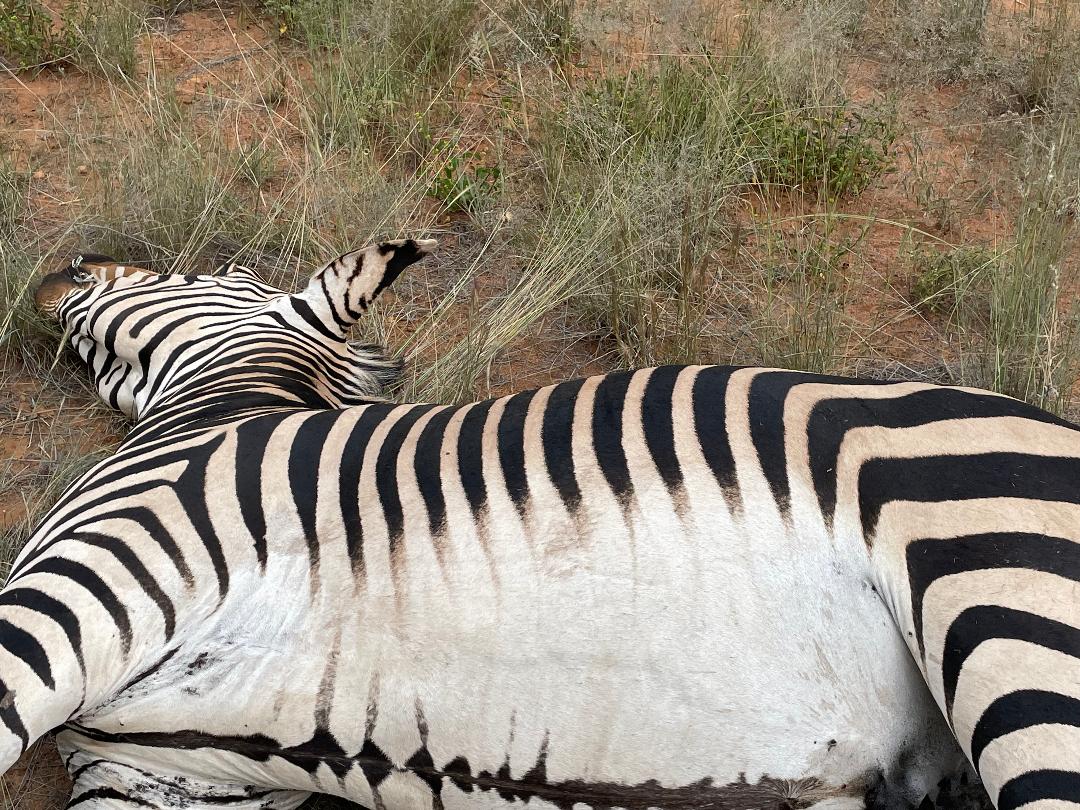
[910,245,996,315]
[0,0,60,68]
[0,158,23,237]
[747,99,898,200]
[951,124,1080,414]
[428,140,501,213]
[0,0,143,77]
[233,141,277,188]
[261,0,351,47]
[63,0,143,81]
[752,219,859,374]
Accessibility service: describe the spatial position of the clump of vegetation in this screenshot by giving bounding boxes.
[747,98,897,199]
[74,90,250,267]
[751,219,859,374]
[298,0,478,152]
[427,139,502,214]
[0,0,142,77]
[64,0,142,81]
[0,0,62,68]
[536,50,894,368]
[1017,0,1080,115]
[0,158,24,238]
[910,244,996,314]
[950,125,1080,414]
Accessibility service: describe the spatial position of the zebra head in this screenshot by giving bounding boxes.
[33,238,437,421]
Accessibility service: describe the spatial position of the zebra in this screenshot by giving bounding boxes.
[1,236,1076,809]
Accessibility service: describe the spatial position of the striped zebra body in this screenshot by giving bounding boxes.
[4,242,1077,809]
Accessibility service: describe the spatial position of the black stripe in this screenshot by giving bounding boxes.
[97,507,194,587]
[341,255,370,319]
[640,367,684,495]
[808,388,1072,525]
[69,758,110,782]
[288,411,341,574]
[127,301,206,408]
[11,480,171,582]
[498,390,537,517]
[591,372,634,504]
[907,533,1080,657]
[234,416,284,571]
[116,647,180,696]
[457,400,495,519]
[691,366,739,508]
[25,558,132,655]
[0,676,28,751]
[970,690,1080,774]
[340,406,395,578]
[376,406,439,555]
[0,589,83,672]
[859,453,1080,538]
[76,439,226,494]
[291,295,346,341]
[414,407,456,538]
[373,242,423,300]
[942,607,1080,717]
[68,787,156,808]
[542,379,587,513]
[173,434,230,600]
[997,770,1080,810]
[70,532,176,640]
[323,265,359,325]
[749,370,887,515]
[0,620,54,689]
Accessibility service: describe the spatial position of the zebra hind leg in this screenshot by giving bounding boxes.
[61,747,311,810]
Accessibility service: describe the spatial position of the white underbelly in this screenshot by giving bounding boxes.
[76,475,959,803]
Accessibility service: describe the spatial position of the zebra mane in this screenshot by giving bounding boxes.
[342,340,404,401]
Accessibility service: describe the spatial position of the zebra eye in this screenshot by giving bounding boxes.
[70,270,94,284]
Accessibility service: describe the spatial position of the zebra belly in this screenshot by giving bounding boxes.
[67,480,962,809]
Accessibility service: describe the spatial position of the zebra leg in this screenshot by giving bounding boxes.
[869,517,1080,810]
[59,738,311,810]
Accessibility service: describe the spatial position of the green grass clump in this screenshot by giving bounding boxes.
[64,0,143,81]
[68,78,316,274]
[0,159,24,238]
[751,219,859,374]
[537,57,742,366]
[536,51,894,368]
[298,0,477,153]
[426,137,502,214]
[910,245,996,315]
[0,0,143,77]
[951,124,1080,414]
[746,99,897,200]
[0,0,61,68]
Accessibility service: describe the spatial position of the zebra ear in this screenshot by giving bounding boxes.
[301,238,437,331]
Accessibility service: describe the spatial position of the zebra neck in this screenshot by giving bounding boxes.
[130,379,355,436]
